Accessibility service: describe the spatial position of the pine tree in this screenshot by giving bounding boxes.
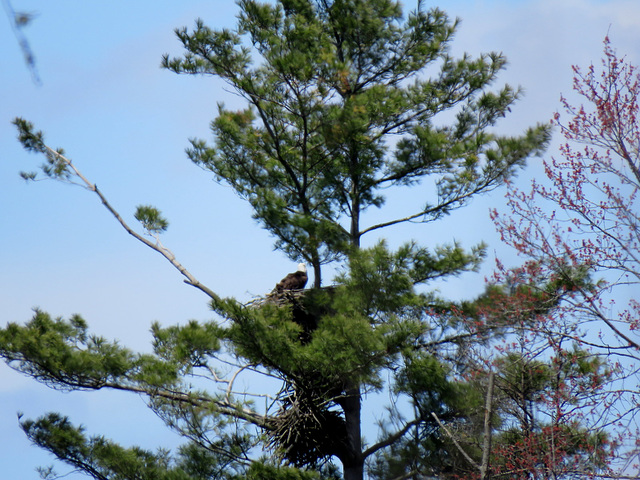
[3,1,551,479]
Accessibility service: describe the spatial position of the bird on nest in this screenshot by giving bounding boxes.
[273,263,308,294]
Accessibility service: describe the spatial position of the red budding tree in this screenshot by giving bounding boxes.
[492,37,640,477]
[448,270,614,479]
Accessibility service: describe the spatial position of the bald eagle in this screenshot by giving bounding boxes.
[274,263,308,293]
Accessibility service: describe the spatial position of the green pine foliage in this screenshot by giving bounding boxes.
[163,0,549,286]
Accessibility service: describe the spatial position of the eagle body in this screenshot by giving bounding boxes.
[274,263,308,293]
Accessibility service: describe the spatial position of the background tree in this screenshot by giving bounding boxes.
[3,1,551,479]
[492,36,640,477]
[468,281,614,480]
[369,268,614,480]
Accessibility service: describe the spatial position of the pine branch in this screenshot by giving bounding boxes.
[387,470,421,480]
[360,174,500,236]
[105,381,269,428]
[361,417,422,459]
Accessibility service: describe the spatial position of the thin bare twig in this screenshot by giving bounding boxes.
[431,411,480,471]
[3,0,40,84]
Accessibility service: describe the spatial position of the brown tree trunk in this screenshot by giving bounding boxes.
[338,385,363,480]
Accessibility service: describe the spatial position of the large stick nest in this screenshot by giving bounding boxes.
[267,378,347,467]
[249,288,346,466]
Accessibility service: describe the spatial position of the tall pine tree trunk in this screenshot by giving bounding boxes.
[338,385,363,480]
[342,170,363,480]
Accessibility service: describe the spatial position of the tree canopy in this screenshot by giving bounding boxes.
[161,0,549,286]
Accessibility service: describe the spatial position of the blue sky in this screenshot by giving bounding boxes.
[2,1,640,478]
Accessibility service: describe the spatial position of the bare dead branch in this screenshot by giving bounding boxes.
[480,370,495,480]
[42,146,221,302]
[431,411,480,471]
